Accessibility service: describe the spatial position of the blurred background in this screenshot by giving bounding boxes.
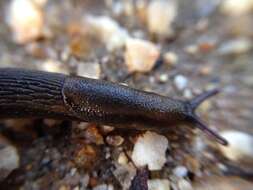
[0,0,253,189]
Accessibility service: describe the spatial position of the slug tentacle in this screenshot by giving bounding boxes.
[190,115,228,145]
[187,89,228,146]
[190,88,220,111]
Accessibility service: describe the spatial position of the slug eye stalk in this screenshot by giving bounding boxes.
[188,89,228,146]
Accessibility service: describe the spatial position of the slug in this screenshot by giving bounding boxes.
[0,68,228,145]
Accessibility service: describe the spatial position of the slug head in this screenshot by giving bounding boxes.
[185,89,228,146]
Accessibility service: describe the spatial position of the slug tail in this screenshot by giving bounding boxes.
[190,89,220,110]
[191,115,228,146]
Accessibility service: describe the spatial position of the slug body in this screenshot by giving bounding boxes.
[0,68,227,145]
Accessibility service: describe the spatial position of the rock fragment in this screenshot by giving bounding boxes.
[218,38,252,55]
[131,131,168,170]
[85,16,130,51]
[148,179,170,190]
[124,38,160,73]
[77,62,101,79]
[163,52,178,66]
[93,184,114,190]
[193,176,253,190]
[173,166,188,178]
[219,130,253,162]
[6,0,46,44]
[147,0,177,37]
[220,0,253,16]
[177,179,193,190]
[0,135,20,181]
[40,59,69,74]
[106,135,124,147]
[174,75,188,90]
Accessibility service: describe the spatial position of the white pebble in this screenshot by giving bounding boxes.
[173,166,188,178]
[93,184,114,190]
[118,152,128,165]
[131,131,168,170]
[124,38,160,73]
[174,75,188,90]
[0,135,20,181]
[219,130,253,161]
[218,38,252,55]
[183,89,193,99]
[177,179,193,190]
[147,0,177,37]
[148,179,170,190]
[163,52,178,66]
[85,16,130,51]
[39,59,69,74]
[6,0,45,44]
[220,0,253,15]
[77,62,101,79]
[184,45,199,55]
[159,74,169,83]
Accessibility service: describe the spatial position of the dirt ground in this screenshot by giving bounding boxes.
[0,0,253,190]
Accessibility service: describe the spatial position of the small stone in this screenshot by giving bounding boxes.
[173,166,188,178]
[136,0,148,24]
[219,130,253,162]
[84,125,104,145]
[110,1,124,15]
[106,135,124,146]
[147,0,177,37]
[69,35,94,58]
[174,75,188,90]
[118,152,128,165]
[6,0,45,44]
[183,89,193,99]
[124,38,160,73]
[195,19,209,32]
[184,45,199,55]
[59,185,70,190]
[148,179,170,190]
[131,131,168,170]
[193,176,253,190]
[74,144,99,170]
[77,122,90,130]
[163,52,178,66]
[93,184,107,190]
[177,179,193,190]
[86,15,130,51]
[77,62,101,79]
[93,184,114,190]
[218,38,252,55]
[198,42,215,53]
[101,125,115,134]
[39,59,69,74]
[113,164,136,189]
[81,174,90,188]
[70,168,77,176]
[33,0,47,6]
[158,74,169,83]
[199,66,212,76]
[220,0,253,16]
[0,135,20,181]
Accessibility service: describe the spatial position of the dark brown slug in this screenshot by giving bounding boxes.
[0,68,227,145]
